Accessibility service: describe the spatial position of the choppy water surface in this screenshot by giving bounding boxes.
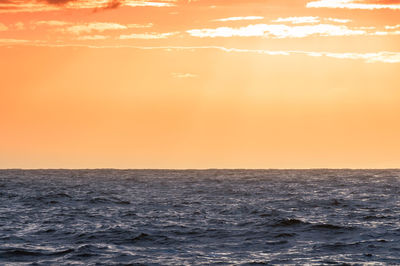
[1,169,400,265]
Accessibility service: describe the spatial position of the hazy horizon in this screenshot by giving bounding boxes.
[2,168,400,171]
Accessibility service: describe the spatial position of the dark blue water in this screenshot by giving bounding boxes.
[1,169,400,265]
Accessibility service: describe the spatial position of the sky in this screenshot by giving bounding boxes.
[1,0,400,169]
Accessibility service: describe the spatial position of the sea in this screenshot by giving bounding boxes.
[1,169,400,265]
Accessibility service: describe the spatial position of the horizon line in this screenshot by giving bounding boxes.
[1,168,399,171]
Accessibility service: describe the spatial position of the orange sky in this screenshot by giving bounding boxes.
[1,0,400,169]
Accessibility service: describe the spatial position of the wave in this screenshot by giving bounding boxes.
[0,247,74,259]
[1,169,400,264]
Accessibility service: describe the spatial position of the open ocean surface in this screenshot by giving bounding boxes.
[1,169,400,265]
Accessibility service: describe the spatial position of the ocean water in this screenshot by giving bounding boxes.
[1,169,400,265]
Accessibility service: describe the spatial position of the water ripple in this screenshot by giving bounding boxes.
[1,169,400,264]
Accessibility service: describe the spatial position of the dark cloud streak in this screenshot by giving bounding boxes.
[40,0,76,5]
[93,0,123,12]
[0,0,125,12]
[39,0,124,9]
[1,0,120,7]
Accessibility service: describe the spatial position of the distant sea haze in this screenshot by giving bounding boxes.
[1,169,400,264]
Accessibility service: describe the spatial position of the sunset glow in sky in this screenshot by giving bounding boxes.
[1,0,400,169]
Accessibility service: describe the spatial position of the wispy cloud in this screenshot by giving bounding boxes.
[34,21,153,35]
[127,23,154,28]
[0,22,24,31]
[3,42,399,64]
[325,18,352,23]
[371,30,400,36]
[0,1,57,13]
[0,23,8,31]
[215,47,400,63]
[322,51,400,63]
[35,20,72,27]
[124,1,175,7]
[119,32,177,39]
[76,35,110,40]
[307,0,400,10]
[0,38,30,44]
[187,24,366,38]
[13,22,25,30]
[64,22,128,34]
[171,72,198,78]
[370,24,400,35]
[213,16,264,22]
[385,24,400,30]
[271,16,352,24]
[272,17,320,24]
